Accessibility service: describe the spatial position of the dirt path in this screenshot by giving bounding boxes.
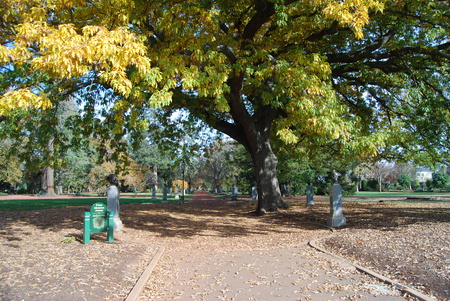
[138,192,407,300]
[144,241,408,300]
[188,190,229,205]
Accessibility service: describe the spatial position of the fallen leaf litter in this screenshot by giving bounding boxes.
[0,195,448,300]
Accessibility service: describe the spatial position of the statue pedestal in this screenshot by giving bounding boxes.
[151,186,157,200]
[114,218,123,231]
[306,185,315,206]
[327,183,346,227]
[251,187,258,202]
[161,186,168,204]
[327,216,347,227]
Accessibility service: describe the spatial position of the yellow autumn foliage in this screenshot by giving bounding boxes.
[0,0,157,116]
[0,89,52,115]
[0,0,390,155]
[172,179,188,191]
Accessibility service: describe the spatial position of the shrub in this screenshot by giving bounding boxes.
[361,179,378,191]
[411,179,420,190]
[432,173,450,190]
[426,179,433,191]
[397,174,411,190]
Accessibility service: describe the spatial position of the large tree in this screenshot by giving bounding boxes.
[1,0,448,214]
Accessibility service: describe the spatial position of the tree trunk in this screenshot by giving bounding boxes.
[46,166,56,196]
[250,134,289,215]
[41,167,47,193]
[46,138,56,197]
[153,166,158,190]
[57,169,63,195]
[195,74,289,214]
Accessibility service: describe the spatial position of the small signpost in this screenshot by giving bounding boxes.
[84,202,114,244]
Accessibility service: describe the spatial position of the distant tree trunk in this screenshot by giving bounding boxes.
[213,164,221,193]
[46,166,56,196]
[378,174,382,192]
[41,168,47,193]
[153,166,158,189]
[57,169,63,195]
[46,138,56,196]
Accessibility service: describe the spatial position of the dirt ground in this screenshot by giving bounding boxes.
[0,194,449,300]
[318,199,450,300]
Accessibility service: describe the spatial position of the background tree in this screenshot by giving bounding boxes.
[397,174,411,190]
[0,92,80,195]
[0,140,23,192]
[131,139,177,190]
[120,159,149,193]
[425,178,434,191]
[60,148,94,194]
[411,179,421,191]
[395,163,416,180]
[276,151,311,196]
[432,173,450,191]
[367,161,396,192]
[226,143,255,195]
[201,141,234,192]
[172,179,188,192]
[89,162,115,193]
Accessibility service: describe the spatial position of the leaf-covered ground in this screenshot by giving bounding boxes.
[0,193,449,300]
[316,200,450,300]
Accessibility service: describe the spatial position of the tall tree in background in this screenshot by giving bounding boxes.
[131,138,179,189]
[1,0,448,214]
[202,141,233,192]
[60,147,95,193]
[0,139,23,191]
[0,93,79,195]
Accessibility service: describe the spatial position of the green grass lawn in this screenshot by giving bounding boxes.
[352,191,450,204]
[354,191,450,198]
[0,195,193,212]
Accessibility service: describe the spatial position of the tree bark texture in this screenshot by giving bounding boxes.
[251,138,289,215]
[45,138,56,197]
[209,76,289,214]
[57,169,63,195]
[46,166,56,197]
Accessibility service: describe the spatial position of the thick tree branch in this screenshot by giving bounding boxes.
[329,28,450,65]
[219,22,230,34]
[218,45,237,64]
[242,0,275,42]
